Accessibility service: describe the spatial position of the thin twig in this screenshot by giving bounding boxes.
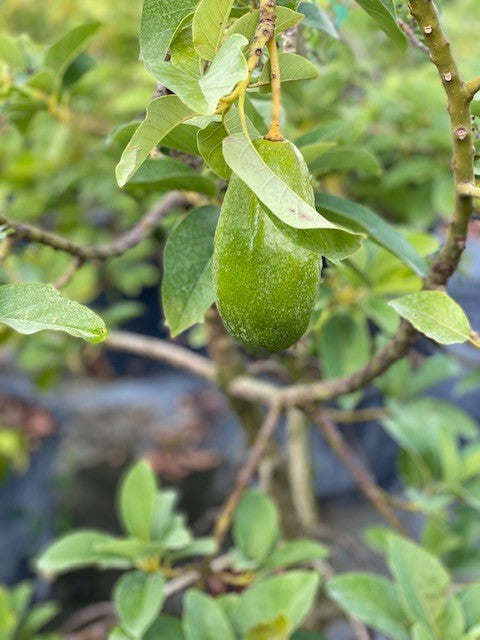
[213,402,282,546]
[53,257,83,289]
[310,409,408,535]
[0,192,186,261]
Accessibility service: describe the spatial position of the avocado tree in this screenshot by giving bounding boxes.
[3,0,480,638]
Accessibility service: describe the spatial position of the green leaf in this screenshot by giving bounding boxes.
[314,193,428,277]
[45,22,100,77]
[126,157,216,196]
[114,571,165,639]
[256,53,319,94]
[316,310,370,379]
[327,573,410,640]
[227,571,320,636]
[197,122,231,179]
[245,615,290,640]
[436,595,465,640]
[162,123,201,155]
[167,537,218,562]
[183,590,236,640]
[162,205,219,337]
[120,461,157,541]
[150,490,178,540]
[457,583,480,629]
[36,531,131,574]
[144,615,185,640]
[411,623,436,640]
[193,0,234,61]
[222,134,363,260]
[387,536,450,629]
[150,34,248,115]
[170,28,201,75]
[353,0,406,49]
[140,0,198,75]
[300,142,337,165]
[389,291,472,345]
[0,283,107,343]
[116,96,195,187]
[297,2,339,38]
[0,35,27,70]
[17,602,59,640]
[233,490,279,564]
[310,146,381,176]
[264,540,328,571]
[227,7,304,42]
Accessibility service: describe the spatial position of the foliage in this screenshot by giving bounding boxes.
[2,0,480,638]
[0,582,58,640]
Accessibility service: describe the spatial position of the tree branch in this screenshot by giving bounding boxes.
[309,409,408,535]
[213,402,282,546]
[0,192,186,261]
[105,331,216,381]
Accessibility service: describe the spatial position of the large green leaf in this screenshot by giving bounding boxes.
[126,156,216,196]
[162,206,219,337]
[314,193,428,277]
[197,122,231,179]
[114,571,166,639]
[317,310,370,380]
[310,147,381,176]
[151,34,247,115]
[183,590,236,640]
[140,0,198,74]
[116,96,195,187]
[222,134,362,260]
[193,0,234,61]
[457,583,480,629]
[327,573,410,640]
[36,531,131,573]
[354,0,406,49]
[264,540,328,571]
[145,616,185,640]
[44,22,100,77]
[227,571,320,636]
[119,461,157,541]
[388,536,450,630]
[233,490,279,564]
[0,283,107,343]
[389,291,472,344]
[256,53,319,94]
[297,2,339,39]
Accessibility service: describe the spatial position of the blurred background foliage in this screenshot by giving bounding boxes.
[0,0,479,387]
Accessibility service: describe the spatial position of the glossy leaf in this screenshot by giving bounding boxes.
[116,96,195,187]
[389,291,472,344]
[233,490,279,564]
[264,540,328,571]
[227,571,320,636]
[257,53,319,94]
[126,156,216,196]
[0,283,107,343]
[183,590,236,640]
[314,192,428,277]
[388,536,450,628]
[327,573,409,640]
[45,22,100,77]
[297,2,339,38]
[310,146,381,176]
[119,461,157,541]
[197,122,231,179]
[354,0,406,49]
[114,571,166,638]
[193,0,234,61]
[162,206,219,337]
[140,0,198,74]
[36,531,130,573]
[222,134,363,260]
[151,34,248,114]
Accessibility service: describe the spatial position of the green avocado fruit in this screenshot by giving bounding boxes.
[213,137,321,352]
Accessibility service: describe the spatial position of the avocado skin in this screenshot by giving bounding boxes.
[213,138,320,352]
